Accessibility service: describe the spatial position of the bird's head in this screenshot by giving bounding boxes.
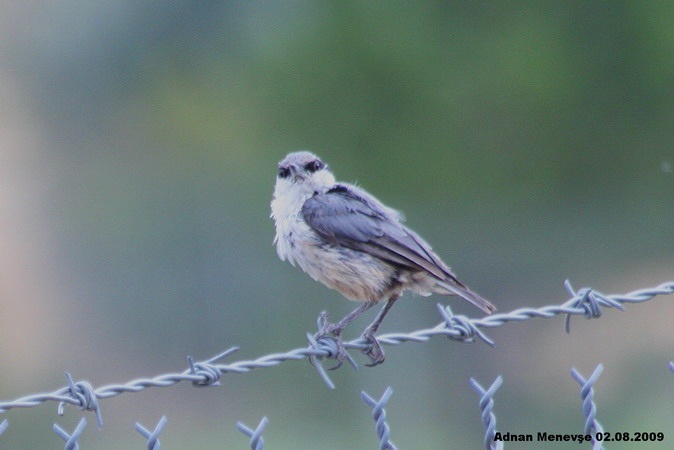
[274,151,336,200]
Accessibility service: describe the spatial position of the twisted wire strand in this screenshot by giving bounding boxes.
[361,387,396,450]
[236,416,268,450]
[0,280,671,418]
[469,376,504,450]
[135,416,168,450]
[53,417,87,450]
[571,365,604,450]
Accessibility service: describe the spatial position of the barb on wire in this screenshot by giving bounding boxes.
[361,387,396,450]
[53,417,87,450]
[236,416,269,450]
[305,331,357,389]
[306,312,360,386]
[186,347,239,387]
[0,281,671,415]
[669,361,674,374]
[563,280,623,332]
[135,415,167,450]
[571,364,604,450]
[0,346,239,421]
[436,303,495,346]
[469,376,504,450]
[467,280,673,337]
[0,418,7,436]
[58,372,103,428]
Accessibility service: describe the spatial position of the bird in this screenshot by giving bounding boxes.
[270,151,495,366]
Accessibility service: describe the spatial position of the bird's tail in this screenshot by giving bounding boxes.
[436,279,496,314]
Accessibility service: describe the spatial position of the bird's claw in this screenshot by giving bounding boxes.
[314,314,348,370]
[326,342,347,370]
[361,332,385,367]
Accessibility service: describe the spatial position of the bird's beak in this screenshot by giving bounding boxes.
[289,165,305,181]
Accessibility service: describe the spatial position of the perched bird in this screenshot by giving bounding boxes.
[270,151,495,366]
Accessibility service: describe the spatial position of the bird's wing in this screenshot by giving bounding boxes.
[302,184,496,314]
[301,184,453,280]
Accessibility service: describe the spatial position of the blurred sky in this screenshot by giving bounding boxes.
[0,2,672,448]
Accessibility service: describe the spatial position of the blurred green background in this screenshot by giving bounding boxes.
[0,1,672,448]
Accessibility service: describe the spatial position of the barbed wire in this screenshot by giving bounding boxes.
[470,376,504,450]
[571,365,604,450]
[237,416,268,450]
[53,417,87,450]
[0,279,671,434]
[136,416,167,450]
[361,387,397,450]
[0,364,672,447]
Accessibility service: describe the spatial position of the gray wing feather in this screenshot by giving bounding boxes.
[302,184,496,314]
[301,185,454,281]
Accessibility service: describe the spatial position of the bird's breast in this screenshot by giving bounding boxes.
[294,241,402,302]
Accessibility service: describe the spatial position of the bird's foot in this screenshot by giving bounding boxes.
[361,329,385,367]
[314,312,348,370]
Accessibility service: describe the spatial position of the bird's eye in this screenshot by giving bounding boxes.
[304,159,324,173]
[278,167,290,178]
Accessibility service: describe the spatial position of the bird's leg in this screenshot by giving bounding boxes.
[361,294,399,367]
[315,300,377,369]
[331,300,378,335]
